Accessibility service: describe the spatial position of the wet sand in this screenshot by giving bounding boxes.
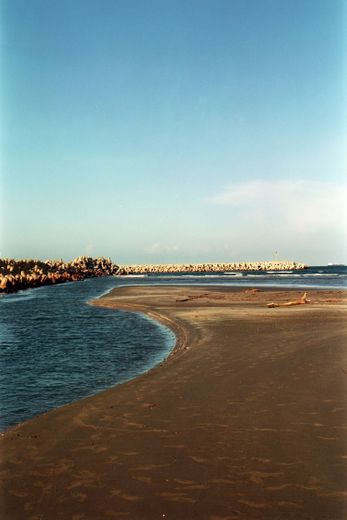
[0,286,346,519]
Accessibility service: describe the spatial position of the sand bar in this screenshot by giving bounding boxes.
[0,286,346,519]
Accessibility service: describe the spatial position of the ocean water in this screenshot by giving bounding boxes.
[0,265,346,430]
[120,264,347,289]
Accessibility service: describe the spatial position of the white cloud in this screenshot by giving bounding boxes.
[145,242,179,255]
[210,180,347,234]
[84,243,95,256]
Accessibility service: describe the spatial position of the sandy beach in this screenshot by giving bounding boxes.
[0,285,346,519]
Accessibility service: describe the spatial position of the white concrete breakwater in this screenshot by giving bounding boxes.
[119,261,308,275]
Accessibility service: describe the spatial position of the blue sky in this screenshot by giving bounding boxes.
[1,0,346,264]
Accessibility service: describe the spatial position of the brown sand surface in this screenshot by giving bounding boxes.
[0,286,346,520]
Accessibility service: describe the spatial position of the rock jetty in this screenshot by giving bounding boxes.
[119,261,307,275]
[0,258,308,294]
[0,256,119,294]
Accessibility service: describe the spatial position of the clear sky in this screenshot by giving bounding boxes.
[1,0,346,264]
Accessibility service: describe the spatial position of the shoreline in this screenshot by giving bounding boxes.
[91,295,189,362]
[0,286,346,519]
[92,284,347,364]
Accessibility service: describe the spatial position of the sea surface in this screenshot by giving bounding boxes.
[0,264,346,430]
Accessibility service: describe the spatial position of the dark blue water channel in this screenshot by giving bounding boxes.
[0,277,175,431]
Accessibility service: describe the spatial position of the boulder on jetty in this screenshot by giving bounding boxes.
[118,261,307,275]
[0,256,120,294]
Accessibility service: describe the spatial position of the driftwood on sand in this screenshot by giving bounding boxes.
[267,292,310,308]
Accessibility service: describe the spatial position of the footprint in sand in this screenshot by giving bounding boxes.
[189,455,208,464]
